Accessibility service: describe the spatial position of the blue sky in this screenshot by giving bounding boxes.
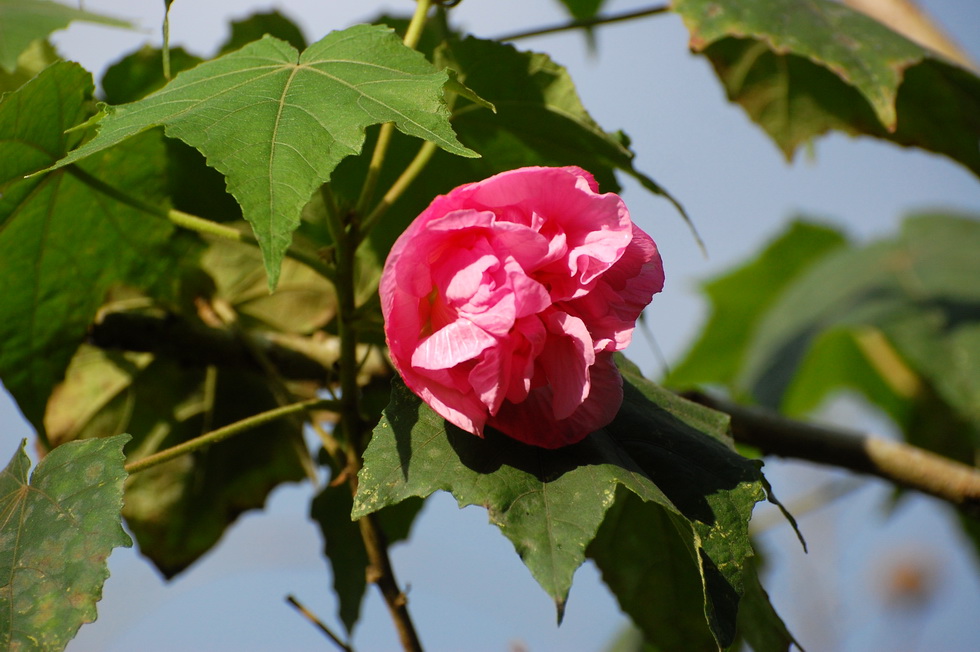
[1,1,978,650]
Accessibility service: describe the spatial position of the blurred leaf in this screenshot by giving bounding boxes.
[740,213,980,438]
[668,221,847,391]
[0,0,131,72]
[0,38,58,95]
[556,0,607,21]
[310,482,422,634]
[353,358,768,645]
[43,346,308,576]
[0,62,177,436]
[218,10,307,54]
[0,435,131,650]
[201,239,336,334]
[44,24,477,289]
[102,44,203,104]
[672,0,980,177]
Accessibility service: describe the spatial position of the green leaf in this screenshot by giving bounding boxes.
[102,45,203,104]
[0,434,131,650]
[556,0,607,21]
[0,62,177,435]
[672,0,980,177]
[218,9,307,55]
[43,346,309,576]
[44,24,477,289]
[588,491,718,651]
[740,213,980,434]
[310,484,422,634]
[0,37,58,96]
[337,35,691,292]
[733,556,799,652]
[0,0,131,73]
[353,358,768,645]
[667,220,847,392]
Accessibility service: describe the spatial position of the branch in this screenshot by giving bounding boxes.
[687,392,980,517]
[494,4,670,42]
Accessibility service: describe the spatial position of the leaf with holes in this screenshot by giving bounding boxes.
[44,23,478,289]
[0,434,131,650]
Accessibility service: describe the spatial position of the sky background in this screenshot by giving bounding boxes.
[0,0,978,650]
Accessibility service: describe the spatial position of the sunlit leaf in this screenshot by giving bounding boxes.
[0,0,131,72]
[0,62,177,436]
[0,435,131,650]
[672,0,980,177]
[45,24,478,289]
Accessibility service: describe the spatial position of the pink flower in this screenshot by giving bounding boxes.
[380,166,664,449]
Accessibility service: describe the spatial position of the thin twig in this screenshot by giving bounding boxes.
[124,397,337,474]
[285,595,353,652]
[687,392,980,517]
[66,164,335,282]
[495,4,670,42]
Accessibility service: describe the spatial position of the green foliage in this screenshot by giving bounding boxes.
[353,356,772,646]
[556,0,607,21]
[0,62,178,435]
[673,0,980,177]
[0,0,130,72]
[45,24,477,289]
[668,221,848,391]
[0,435,131,650]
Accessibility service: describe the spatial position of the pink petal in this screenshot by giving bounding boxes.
[411,319,496,370]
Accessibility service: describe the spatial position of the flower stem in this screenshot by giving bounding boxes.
[358,140,438,238]
[124,397,338,475]
[353,0,434,218]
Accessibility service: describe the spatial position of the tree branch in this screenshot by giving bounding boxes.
[494,5,670,42]
[91,311,980,516]
[686,392,980,517]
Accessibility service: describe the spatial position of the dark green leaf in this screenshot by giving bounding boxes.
[668,221,847,392]
[353,358,767,645]
[44,347,308,576]
[45,24,477,289]
[102,45,203,104]
[556,0,607,21]
[218,10,307,55]
[588,490,718,651]
[0,0,131,72]
[0,434,131,650]
[672,0,980,177]
[0,62,177,435]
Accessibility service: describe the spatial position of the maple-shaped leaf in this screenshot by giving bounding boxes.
[45,24,478,289]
